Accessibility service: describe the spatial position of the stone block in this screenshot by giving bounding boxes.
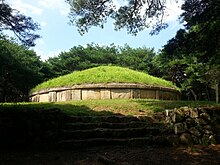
[192,135,201,144]
[31,95,39,102]
[197,107,207,114]
[195,118,207,125]
[200,113,211,122]
[56,91,62,102]
[57,90,71,102]
[49,92,57,102]
[39,93,49,102]
[162,91,175,100]
[189,127,201,137]
[170,111,176,123]
[186,118,197,127]
[175,111,186,123]
[111,89,131,99]
[155,90,161,100]
[204,129,213,135]
[131,89,140,99]
[174,122,187,134]
[65,90,72,101]
[165,116,172,124]
[165,109,170,117]
[140,89,156,99]
[169,109,186,123]
[82,89,100,100]
[190,108,199,118]
[202,134,215,145]
[100,89,111,99]
[71,89,81,100]
[179,133,193,145]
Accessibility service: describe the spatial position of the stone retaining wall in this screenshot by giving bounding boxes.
[30,83,180,102]
[165,107,220,145]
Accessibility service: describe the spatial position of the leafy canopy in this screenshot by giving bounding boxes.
[66,0,173,35]
[0,0,40,47]
[0,34,45,102]
[46,43,157,76]
[156,0,220,101]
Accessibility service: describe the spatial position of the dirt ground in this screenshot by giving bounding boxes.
[0,145,220,165]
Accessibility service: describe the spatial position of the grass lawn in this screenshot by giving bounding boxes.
[1,99,219,116]
[31,66,178,93]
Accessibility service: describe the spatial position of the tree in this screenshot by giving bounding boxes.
[0,0,40,47]
[0,34,45,102]
[46,43,156,77]
[66,0,171,35]
[205,65,220,103]
[154,0,220,101]
[180,0,220,64]
[117,45,156,74]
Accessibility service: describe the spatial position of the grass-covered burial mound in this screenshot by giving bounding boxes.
[30,66,180,102]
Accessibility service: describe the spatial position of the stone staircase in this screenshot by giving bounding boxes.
[58,115,178,148]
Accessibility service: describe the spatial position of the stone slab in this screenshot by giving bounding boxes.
[49,92,57,102]
[39,93,49,102]
[82,89,101,100]
[131,89,141,99]
[100,89,111,100]
[71,89,81,100]
[163,91,176,100]
[111,89,131,99]
[57,90,72,102]
[140,89,156,99]
[156,90,161,100]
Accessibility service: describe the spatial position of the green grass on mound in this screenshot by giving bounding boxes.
[31,66,178,92]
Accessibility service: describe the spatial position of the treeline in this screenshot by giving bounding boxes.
[46,44,157,76]
[0,34,219,102]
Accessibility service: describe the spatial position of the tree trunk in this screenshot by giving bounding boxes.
[205,85,210,101]
[190,89,197,101]
[216,83,219,103]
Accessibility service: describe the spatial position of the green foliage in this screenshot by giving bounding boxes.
[117,45,156,73]
[66,0,169,35]
[0,0,40,47]
[31,66,177,92]
[155,0,220,101]
[0,35,45,102]
[46,43,157,77]
[180,0,220,64]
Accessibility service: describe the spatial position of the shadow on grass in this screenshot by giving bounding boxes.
[0,102,116,116]
[0,103,118,151]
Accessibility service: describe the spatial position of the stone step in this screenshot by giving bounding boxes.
[64,115,154,123]
[58,135,179,148]
[60,127,160,140]
[63,121,152,130]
